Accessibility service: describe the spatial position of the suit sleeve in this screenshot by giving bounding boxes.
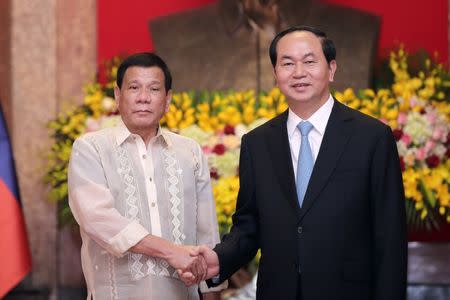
[211,134,260,283]
[370,125,407,300]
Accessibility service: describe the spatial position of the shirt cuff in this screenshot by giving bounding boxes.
[107,220,149,257]
[199,277,227,293]
[211,275,220,284]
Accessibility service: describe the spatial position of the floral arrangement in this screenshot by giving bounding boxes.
[46,49,449,234]
[335,49,449,230]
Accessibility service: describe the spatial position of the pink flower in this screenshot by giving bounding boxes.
[401,134,412,146]
[215,128,225,137]
[202,145,212,154]
[397,112,407,125]
[431,127,444,141]
[426,111,437,125]
[416,148,426,161]
[424,140,435,153]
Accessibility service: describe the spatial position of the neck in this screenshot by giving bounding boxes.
[289,95,329,120]
[133,127,158,146]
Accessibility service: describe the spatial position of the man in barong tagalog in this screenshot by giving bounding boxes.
[68,52,226,300]
[150,0,379,94]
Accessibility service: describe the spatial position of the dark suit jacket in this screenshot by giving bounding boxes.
[210,100,407,300]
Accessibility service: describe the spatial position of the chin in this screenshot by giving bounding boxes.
[138,122,156,129]
[289,96,313,104]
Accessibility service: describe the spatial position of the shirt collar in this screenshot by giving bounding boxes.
[114,119,172,147]
[287,94,334,138]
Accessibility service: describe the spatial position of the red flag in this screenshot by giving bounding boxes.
[0,104,32,298]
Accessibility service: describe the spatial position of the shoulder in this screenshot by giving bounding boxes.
[337,101,392,139]
[73,127,115,152]
[344,102,387,127]
[244,113,287,141]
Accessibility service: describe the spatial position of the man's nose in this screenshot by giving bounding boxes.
[293,64,306,78]
[137,90,151,102]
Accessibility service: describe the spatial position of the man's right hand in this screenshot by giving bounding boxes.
[129,235,207,284]
[195,245,220,279]
[166,245,198,270]
[178,245,220,285]
[166,244,207,283]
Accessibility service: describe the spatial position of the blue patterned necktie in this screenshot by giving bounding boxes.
[296,121,314,208]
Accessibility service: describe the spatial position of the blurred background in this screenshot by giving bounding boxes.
[0,0,449,299]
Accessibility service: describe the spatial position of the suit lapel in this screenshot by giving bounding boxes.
[299,100,354,221]
[266,111,301,219]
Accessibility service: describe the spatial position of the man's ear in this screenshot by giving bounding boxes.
[273,67,278,86]
[165,90,172,113]
[328,60,337,82]
[114,86,121,110]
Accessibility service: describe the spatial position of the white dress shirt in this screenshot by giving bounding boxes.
[68,121,226,299]
[287,95,334,179]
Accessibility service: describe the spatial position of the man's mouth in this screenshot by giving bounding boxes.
[291,83,311,88]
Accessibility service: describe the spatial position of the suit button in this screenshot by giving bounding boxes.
[297,226,303,234]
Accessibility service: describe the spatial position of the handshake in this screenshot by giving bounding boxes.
[168,244,220,286]
[129,235,221,286]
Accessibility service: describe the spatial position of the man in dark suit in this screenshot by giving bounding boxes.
[181,25,407,300]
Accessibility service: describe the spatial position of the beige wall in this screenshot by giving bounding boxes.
[0,0,96,296]
[0,0,12,126]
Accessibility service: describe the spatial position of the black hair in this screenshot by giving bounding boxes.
[116,52,172,93]
[269,25,336,67]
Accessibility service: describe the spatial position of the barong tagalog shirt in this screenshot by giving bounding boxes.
[68,121,226,299]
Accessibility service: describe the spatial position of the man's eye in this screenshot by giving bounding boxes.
[151,87,160,91]
[305,61,315,64]
[282,62,294,66]
[129,85,138,90]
